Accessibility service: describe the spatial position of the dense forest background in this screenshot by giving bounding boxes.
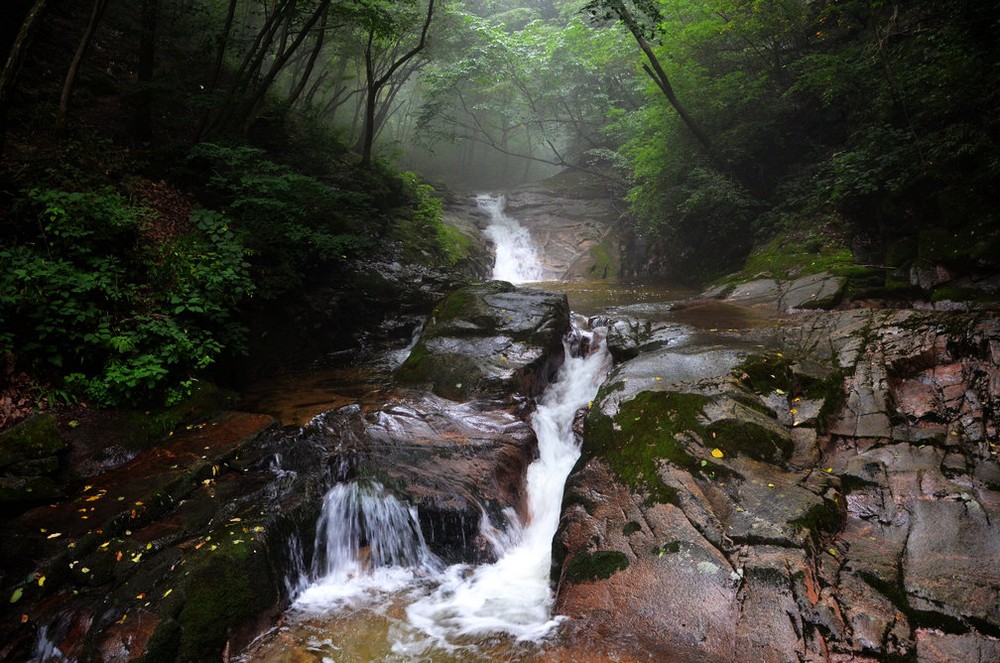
[1,0,998,415]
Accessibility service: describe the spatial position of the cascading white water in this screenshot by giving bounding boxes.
[275,199,610,656]
[401,319,610,646]
[284,320,610,654]
[478,194,547,283]
[294,481,440,609]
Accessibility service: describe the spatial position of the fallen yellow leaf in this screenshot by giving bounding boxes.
[711,448,724,459]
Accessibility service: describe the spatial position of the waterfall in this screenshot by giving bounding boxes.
[294,481,440,609]
[285,319,611,653]
[478,194,546,283]
[403,318,611,644]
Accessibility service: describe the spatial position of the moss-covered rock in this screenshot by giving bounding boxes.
[172,538,279,661]
[0,414,66,472]
[584,391,708,505]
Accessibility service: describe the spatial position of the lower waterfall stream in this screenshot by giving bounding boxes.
[240,195,612,661]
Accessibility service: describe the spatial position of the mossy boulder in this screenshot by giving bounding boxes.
[0,415,67,508]
[564,550,630,583]
[0,414,66,472]
[395,281,570,401]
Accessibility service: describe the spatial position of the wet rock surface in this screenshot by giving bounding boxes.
[299,393,537,564]
[0,282,571,662]
[395,280,570,401]
[555,294,1000,662]
[502,173,620,281]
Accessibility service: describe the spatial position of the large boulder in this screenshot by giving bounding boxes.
[0,415,67,509]
[395,281,570,401]
[300,394,537,564]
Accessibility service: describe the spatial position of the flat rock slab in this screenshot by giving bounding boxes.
[721,272,846,311]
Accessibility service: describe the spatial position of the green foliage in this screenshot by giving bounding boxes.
[0,187,253,407]
[579,0,1000,281]
[185,143,374,299]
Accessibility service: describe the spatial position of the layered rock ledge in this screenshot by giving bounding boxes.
[554,295,1000,662]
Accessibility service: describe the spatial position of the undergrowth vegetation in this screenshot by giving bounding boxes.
[0,138,458,409]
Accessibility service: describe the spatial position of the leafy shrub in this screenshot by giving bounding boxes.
[184,143,375,298]
[0,188,252,406]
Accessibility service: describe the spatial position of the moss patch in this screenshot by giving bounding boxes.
[622,521,641,536]
[706,419,793,462]
[168,538,278,661]
[584,391,710,505]
[0,414,66,470]
[587,236,619,280]
[564,550,630,583]
[742,236,856,281]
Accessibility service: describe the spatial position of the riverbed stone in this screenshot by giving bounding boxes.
[395,281,570,401]
[780,272,847,310]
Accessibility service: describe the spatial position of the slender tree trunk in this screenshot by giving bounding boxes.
[360,0,435,168]
[206,0,293,135]
[58,0,110,129]
[207,0,237,94]
[233,0,331,132]
[0,0,50,156]
[195,0,238,140]
[130,0,158,143]
[286,3,328,108]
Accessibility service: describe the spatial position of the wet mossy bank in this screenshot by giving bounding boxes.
[0,280,576,661]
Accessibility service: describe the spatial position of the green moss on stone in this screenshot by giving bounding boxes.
[622,521,641,536]
[564,550,629,583]
[587,236,619,280]
[706,419,793,462]
[584,391,709,505]
[0,414,66,471]
[736,354,794,395]
[138,619,180,663]
[170,539,278,661]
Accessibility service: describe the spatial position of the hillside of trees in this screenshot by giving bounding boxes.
[2,0,998,417]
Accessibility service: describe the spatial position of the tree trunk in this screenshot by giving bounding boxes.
[130,0,158,143]
[360,0,435,169]
[233,0,331,132]
[58,0,110,129]
[286,3,328,108]
[0,0,49,156]
[611,0,717,159]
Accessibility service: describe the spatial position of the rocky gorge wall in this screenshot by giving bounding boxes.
[554,277,1000,662]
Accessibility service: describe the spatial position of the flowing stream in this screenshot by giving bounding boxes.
[242,193,612,661]
[479,194,547,283]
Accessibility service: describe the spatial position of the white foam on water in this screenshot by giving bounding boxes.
[478,194,547,283]
[403,321,611,645]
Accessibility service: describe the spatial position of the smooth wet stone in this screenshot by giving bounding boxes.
[780,272,846,310]
[602,315,689,362]
[306,393,536,563]
[395,281,570,401]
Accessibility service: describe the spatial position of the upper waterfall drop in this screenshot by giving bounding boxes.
[478,193,547,283]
